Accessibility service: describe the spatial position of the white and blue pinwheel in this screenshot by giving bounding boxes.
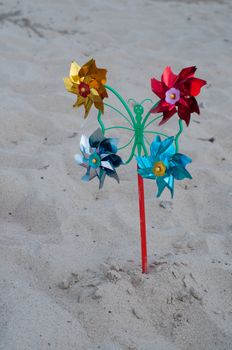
[74,128,123,189]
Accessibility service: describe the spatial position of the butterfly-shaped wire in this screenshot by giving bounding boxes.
[97,84,182,164]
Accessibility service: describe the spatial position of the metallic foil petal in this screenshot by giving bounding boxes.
[89,128,104,148]
[150,65,206,126]
[64,58,108,118]
[80,135,90,154]
[137,136,192,198]
[74,154,88,168]
[101,160,114,170]
[99,170,106,189]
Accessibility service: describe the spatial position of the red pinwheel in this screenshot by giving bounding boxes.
[150,66,207,126]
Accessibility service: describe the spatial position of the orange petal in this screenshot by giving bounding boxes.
[94,100,104,113]
[79,58,95,78]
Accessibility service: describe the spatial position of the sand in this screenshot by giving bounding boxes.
[0,0,232,349]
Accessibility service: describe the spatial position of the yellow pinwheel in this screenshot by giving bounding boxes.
[64,59,108,118]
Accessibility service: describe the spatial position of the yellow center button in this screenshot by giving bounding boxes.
[153,161,166,176]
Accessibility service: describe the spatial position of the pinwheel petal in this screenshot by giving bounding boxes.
[99,170,106,189]
[70,61,81,82]
[84,98,93,118]
[171,153,192,167]
[89,128,104,148]
[150,136,161,158]
[99,138,118,154]
[189,96,200,114]
[151,78,166,99]
[139,169,155,180]
[80,135,90,154]
[89,68,107,86]
[93,100,104,114]
[106,171,120,183]
[74,154,83,164]
[90,87,101,100]
[78,58,95,78]
[82,167,91,182]
[102,154,123,167]
[73,95,85,108]
[156,177,168,197]
[171,166,192,180]
[159,107,177,125]
[177,66,197,81]
[151,99,170,113]
[101,160,114,170]
[162,66,177,88]
[103,167,120,183]
[178,104,191,126]
[89,167,98,180]
[94,68,107,84]
[158,136,174,155]
[179,97,189,108]
[63,77,77,94]
[136,156,153,171]
[74,154,88,167]
[186,78,207,96]
[90,87,105,110]
[163,175,174,197]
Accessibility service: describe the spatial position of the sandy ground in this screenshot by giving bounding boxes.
[0,0,232,349]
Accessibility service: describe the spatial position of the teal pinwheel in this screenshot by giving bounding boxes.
[136,136,192,197]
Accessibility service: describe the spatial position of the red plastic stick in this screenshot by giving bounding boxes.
[137,170,148,273]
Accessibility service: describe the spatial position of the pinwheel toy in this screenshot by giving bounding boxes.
[64,59,206,273]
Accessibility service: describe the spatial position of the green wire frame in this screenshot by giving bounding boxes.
[97,84,184,164]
